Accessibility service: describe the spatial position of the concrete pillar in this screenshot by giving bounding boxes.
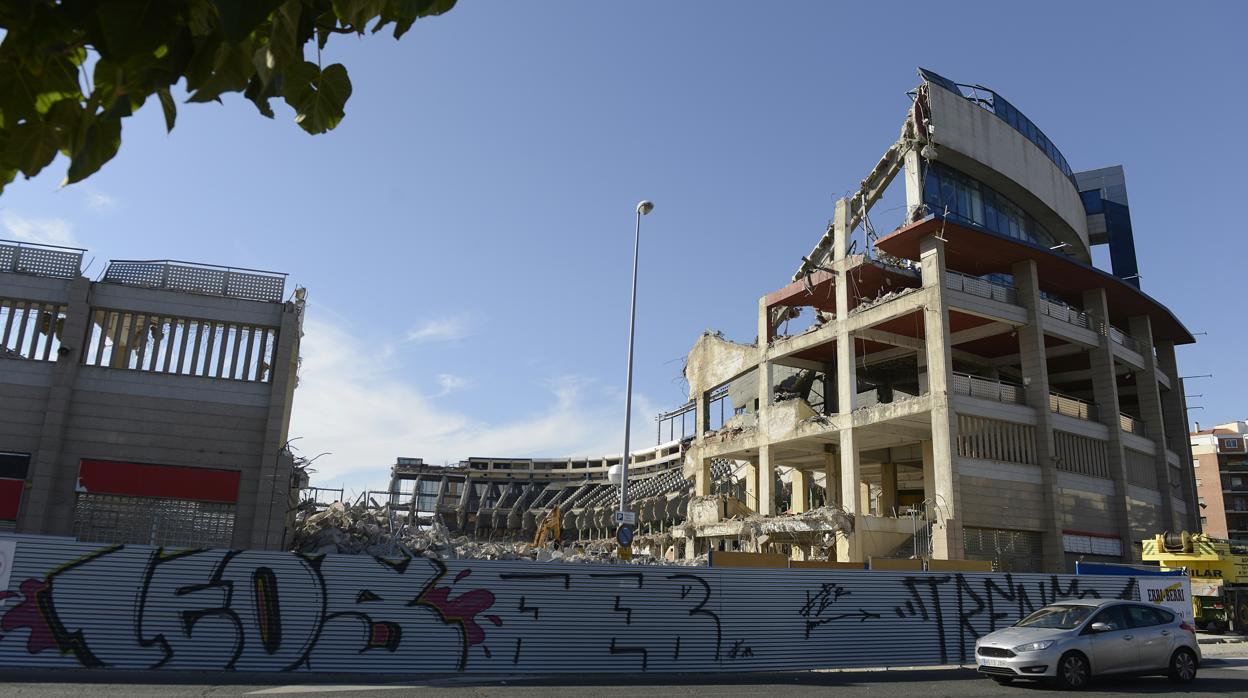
[823,452,839,507]
[921,441,937,505]
[791,544,811,562]
[837,433,863,561]
[834,196,862,560]
[1083,287,1135,560]
[1157,342,1199,531]
[1129,315,1176,532]
[758,445,775,516]
[693,457,712,497]
[21,277,91,536]
[880,462,898,516]
[1013,259,1068,572]
[920,235,963,560]
[903,148,923,219]
[744,457,760,513]
[792,468,810,513]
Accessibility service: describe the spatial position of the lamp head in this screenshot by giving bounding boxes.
[636,200,654,215]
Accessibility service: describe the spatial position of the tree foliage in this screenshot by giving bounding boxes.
[0,0,456,194]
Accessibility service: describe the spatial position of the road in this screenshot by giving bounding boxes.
[0,660,1245,697]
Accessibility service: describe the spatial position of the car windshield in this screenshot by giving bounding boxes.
[1015,605,1095,630]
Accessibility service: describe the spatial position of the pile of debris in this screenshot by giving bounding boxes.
[289,500,706,565]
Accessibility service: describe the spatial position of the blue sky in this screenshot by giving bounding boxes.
[3,1,1245,494]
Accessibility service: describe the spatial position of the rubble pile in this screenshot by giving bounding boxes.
[289,500,706,565]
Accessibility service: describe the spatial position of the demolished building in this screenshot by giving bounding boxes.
[298,68,1200,573]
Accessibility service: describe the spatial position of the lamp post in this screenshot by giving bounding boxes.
[617,200,653,556]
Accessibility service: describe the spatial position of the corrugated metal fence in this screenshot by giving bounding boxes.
[0,535,1141,674]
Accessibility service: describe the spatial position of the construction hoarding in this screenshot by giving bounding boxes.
[0,535,1148,674]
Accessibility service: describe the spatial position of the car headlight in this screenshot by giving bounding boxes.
[1013,640,1056,653]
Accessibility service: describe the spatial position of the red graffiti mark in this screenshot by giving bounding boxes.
[0,578,58,654]
[417,569,498,647]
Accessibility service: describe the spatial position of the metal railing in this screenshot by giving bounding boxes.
[951,371,1024,404]
[1049,392,1096,421]
[102,259,287,303]
[0,239,83,279]
[1039,298,1092,330]
[1119,413,1146,437]
[1107,325,1141,353]
[944,271,1018,305]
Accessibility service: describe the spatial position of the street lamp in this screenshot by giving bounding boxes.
[616,200,653,556]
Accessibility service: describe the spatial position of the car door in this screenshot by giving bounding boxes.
[1125,604,1174,671]
[1085,605,1139,674]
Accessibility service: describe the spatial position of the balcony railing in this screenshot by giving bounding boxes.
[102,260,287,303]
[1039,298,1092,330]
[1049,392,1097,421]
[951,371,1025,404]
[1108,325,1140,353]
[1119,413,1146,437]
[0,239,83,279]
[945,271,1018,305]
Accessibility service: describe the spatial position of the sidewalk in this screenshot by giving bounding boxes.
[1197,631,1247,645]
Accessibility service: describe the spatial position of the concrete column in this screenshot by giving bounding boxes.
[880,462,898,516]
[757,298,774,412]
[792,468,810,513]
[247,296,304,549]
[744,457,760,513]
[1157,342,1199,531]
[758,445,775,516]
[1013,259,1068,572]
[693,457,712,497]
[823,452,839,507]
[834,196,862,559]
[921,441,937,504]
[1129,315,1176,531]
[21,277,91,536]
[1083,287,1135,560]
[903,149,923,219]
[920,235,963,560]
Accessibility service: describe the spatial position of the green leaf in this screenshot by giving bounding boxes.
[266,1,303,69]
[212,0,285,43]
[93,0,181,62]
[281,61,352,134]
[186,41,254,103]
[156,86,176,131]
[333,0,387,32]
[10,115,62,176]
[65,114,122,185]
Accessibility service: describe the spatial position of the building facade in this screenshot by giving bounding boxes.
[0,240,304,549]
[678,69,1199,572]
[1192,421,1248,543]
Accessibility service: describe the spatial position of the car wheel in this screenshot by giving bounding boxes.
[1056,651,1090,690]
[1168,647,1198,683]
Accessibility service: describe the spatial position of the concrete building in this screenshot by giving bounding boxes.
[0,239,304,549]
[677,68,1199,572]
[375,445,695,551]
[1191,421,1248,543]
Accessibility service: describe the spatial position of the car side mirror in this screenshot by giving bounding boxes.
[1090,622,1112,633]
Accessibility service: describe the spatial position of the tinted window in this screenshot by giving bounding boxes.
[1017,604,1094,629]
[1088,605,1128,631]
[1126,605,1173,628]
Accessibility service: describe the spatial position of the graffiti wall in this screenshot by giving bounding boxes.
[0,536,1142,673]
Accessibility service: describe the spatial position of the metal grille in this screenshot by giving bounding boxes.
[956,414,1037,465]
[963,527,1042,572]
[1049,392,1096,421]
[103,260,286,303]
[73,493,235,548]
[1039,299,1091,329]
[951,372,1024,404]
[0,240,82,278]
[944,271,1019,305]
[82,309,276,382]
[1119,413,1146,437]
[1108,325,1140,353]
[0,298,68,361]
[1124,449,1157,489]
[1054,431,1109,479]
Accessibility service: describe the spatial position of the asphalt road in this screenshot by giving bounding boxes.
[0,661,1245,697]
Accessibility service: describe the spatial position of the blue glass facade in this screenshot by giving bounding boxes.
[922,161,1059,249]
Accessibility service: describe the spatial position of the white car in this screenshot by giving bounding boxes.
[974,598,1200,689]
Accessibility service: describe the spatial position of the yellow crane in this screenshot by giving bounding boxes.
[1142,531,1248,632]
[532,505,561,550]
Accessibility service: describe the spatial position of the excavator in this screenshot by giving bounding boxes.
[532,505,561,550]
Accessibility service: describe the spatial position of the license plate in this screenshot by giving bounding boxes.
[979,658,1009,668]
